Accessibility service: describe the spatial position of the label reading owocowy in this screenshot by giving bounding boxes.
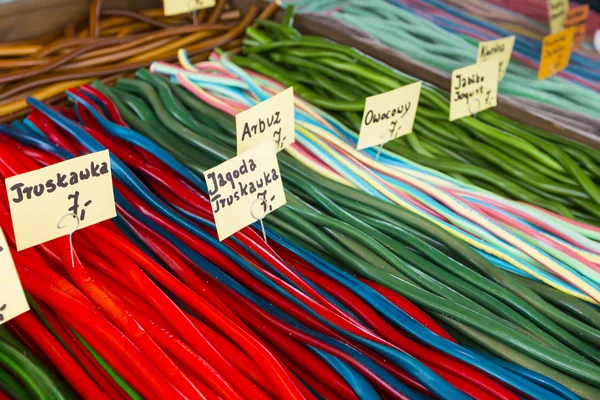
[548,0,569,34]
[450,59,499,121]
[164,0,216,17]
[357,81,421,151]
[236,87,294,155]
[477,36,515,80]
[5,150,116,251]
[539,28,576,80]
[204,140,286,241]
[0,228,29,325]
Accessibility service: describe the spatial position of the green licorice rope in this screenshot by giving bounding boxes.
[95,74,600,390]
[0,366,30,400]
[235,23,600,224]
[23,294,142,400]
[71,330,142,400]
[0,338,72,400]
[0,322,74,399]
[283,0,600,118]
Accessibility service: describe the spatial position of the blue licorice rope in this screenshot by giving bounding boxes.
[5,99,573,400]
[29,97,470,400]
[76,90,573,400]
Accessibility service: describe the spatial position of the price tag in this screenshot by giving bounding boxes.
[539,28,576,80]
[164,0,216,17]
[476,36,515,80]
[236,87,295,155]
[0,228,29,325]
[5,150,116,251]
[357,81,421,151]
[204,140,286,241]
[548,0,569,34]
[449,59,499,121]
[564,4,589,49]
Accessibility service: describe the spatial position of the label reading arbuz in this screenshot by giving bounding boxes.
[450,59,499,121]
[204,140,286,241]
[357,81,421,151]
[5,150,116,250]
[0,228,29,325]
[477,36,515,80]
[236,87,294,155]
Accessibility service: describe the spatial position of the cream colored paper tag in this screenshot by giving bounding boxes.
[204,140,286,241]
[236,87,295,155]
[164,0,216,16]
[564,4,589,49]
[548,0,569,33]
[477,36,515,80]
[357,81,421,151]
[0,228,29,325]
[5,150,116,251]
[539,28,576,80]
[450,59,499,121]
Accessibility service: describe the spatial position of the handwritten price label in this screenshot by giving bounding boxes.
[548,0,569,34]
[5,150,116,250]
[357,81,421,150]
[236,87,295,155]
[0,228,29,325]
[539,28,576,80]
[164,0,216,16]
[450,60,499,121]
[564,4,589,49]
[477,36,515,80]
[204,140,286,241]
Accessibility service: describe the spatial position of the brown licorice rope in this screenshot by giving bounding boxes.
[0,0,276,119]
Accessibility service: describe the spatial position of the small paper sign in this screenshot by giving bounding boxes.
[539,28,576,80]
[204,140,286,241]
[477,36,515,80]
[357,81,421,150]
[5,150,116,251]
[236,87,295,155]
[164,0,216,17]
[0,228,29,325]
[450,59,499,121]
[548,0,569,34]
[564,4,589,49]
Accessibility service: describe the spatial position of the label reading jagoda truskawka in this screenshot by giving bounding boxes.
[236,87,295,155]
[450,59,499,121]
[204,140,286,241]
[477,36,515,80]
[0,228,29,325]
[5,150,116,250]
[357,81,421,151]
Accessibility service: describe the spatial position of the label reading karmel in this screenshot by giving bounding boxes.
[0,228,29,325]
[477,36,515,80]
[236,87,295,155]
[164,0,216,17]
[5,150,116,251]
[204,140,286,241]
[539,28,576,80]
[548,0,569,34]
[450,59,499,121]
[564,4,590,49]
[357,81,421,150]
